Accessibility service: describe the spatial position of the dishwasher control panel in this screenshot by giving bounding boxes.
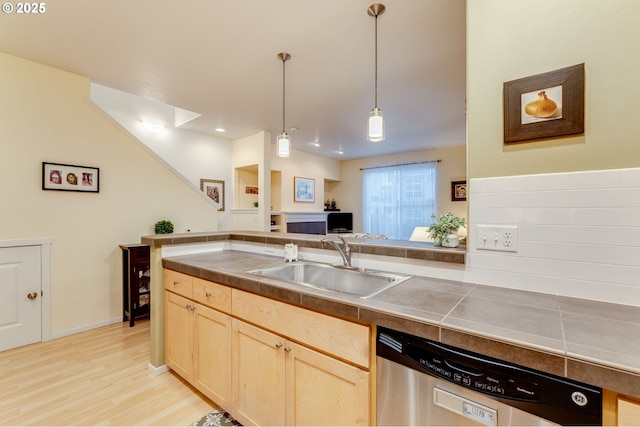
[405,343,540,401]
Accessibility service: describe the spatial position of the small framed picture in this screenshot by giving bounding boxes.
[42,162,99,193]
[451,180,467,201]
[200,179,225,211]
[294,176,315,203]
[503,63,584,143]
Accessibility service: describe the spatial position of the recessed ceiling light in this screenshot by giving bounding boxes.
[309,142,320,147]
[334,150,344,155]
[214,127,226,133]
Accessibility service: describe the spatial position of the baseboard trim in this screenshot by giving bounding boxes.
[148,362,168,376]
[47,316,122,341]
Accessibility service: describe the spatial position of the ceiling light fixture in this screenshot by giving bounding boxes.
[277,52,292,157]
[142,121,165,134]
[367,3,385,142]
[214,127,226,133]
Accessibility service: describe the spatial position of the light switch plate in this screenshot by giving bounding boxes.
[476,225,518,252]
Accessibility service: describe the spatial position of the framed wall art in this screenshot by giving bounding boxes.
[503,63,584,143]
[294,176,315,203]
[200,179,225,211]
[451,180,467,201]
[42,162,99,192]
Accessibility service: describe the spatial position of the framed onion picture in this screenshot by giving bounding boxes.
[503,63,584,143]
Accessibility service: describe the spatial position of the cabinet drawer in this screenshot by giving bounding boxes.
[232,289,370,369]
[194,277,231,313]
[164,269,193,298]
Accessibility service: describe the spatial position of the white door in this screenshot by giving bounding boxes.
[0,245,42,352]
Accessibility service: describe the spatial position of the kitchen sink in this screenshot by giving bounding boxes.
[246,261,411,299]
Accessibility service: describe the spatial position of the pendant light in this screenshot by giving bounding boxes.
[277,52,292,157]
[367,3,385,142]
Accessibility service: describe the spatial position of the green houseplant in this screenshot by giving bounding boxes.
[428,213,466,247]
[154,220,174,234]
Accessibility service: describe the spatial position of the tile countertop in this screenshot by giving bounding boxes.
[146,232,640,398]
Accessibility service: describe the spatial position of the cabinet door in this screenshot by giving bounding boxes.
[194,304,232,409]
[165,291,194,382]
[286,343,370,426]
[232,319,286,426]
[619,396,640,426]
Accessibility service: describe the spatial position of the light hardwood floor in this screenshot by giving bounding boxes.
[0,319,215,426]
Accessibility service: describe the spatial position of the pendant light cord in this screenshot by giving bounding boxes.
[282,58,286,133]
[374,14,378,108]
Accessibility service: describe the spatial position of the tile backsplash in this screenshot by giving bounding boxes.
[466,167,640,307]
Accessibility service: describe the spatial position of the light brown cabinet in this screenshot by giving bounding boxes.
[165,291,194,381]
[232,318,370,426]
[232,319,286,426]
[164,268,373,426]
[602,390,640,426]
[617,396,640,426]
[164,271,232,408]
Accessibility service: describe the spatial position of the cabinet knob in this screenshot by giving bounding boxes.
[284,346,292,353]
[173,280,179,286]
[27,292,38,300]
[205,291,212,297]
[275,343,283,349]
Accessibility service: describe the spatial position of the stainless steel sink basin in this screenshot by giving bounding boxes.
[246,261,410,299]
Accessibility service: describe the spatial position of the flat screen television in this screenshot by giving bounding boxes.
[327,212,353,234]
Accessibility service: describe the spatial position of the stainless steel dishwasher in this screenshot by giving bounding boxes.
[376,327,602,426]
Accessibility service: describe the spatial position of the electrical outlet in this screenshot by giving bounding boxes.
[476,225,518,252]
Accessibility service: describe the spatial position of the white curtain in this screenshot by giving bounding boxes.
[362,162,437,240]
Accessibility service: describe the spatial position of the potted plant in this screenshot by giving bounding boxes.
[154,219,174,234]
[427,213,466,247]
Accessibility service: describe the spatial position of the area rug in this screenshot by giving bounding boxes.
[190,409,242,426]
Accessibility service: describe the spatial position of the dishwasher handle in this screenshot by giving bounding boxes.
[434,386,498,427]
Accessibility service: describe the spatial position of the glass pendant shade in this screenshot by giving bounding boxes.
[367,107,385,142]
[277,131,291,157]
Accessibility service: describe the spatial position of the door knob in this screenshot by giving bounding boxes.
[27,292,38,300]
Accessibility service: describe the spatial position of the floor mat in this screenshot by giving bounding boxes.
[190,409,241,426]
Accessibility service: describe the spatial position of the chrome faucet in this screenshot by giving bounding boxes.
[321,235,352,267]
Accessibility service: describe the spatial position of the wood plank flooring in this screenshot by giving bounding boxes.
[0,319,215,426]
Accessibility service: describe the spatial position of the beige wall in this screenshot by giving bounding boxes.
[0,52,219,336]
[333,145,467,234]
[467,0,640,178]
[271,146,341,213]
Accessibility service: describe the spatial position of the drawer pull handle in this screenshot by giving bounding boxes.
[205,291,212,297]
[173,280,179,286]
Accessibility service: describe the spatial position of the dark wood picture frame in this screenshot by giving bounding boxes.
[451,180,467,201]
[503,63,584,143]
[42,162,99,192]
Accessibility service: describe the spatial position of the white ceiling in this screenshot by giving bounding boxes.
[0,0,466,160]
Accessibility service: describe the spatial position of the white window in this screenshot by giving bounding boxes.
[362,162,437,240]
